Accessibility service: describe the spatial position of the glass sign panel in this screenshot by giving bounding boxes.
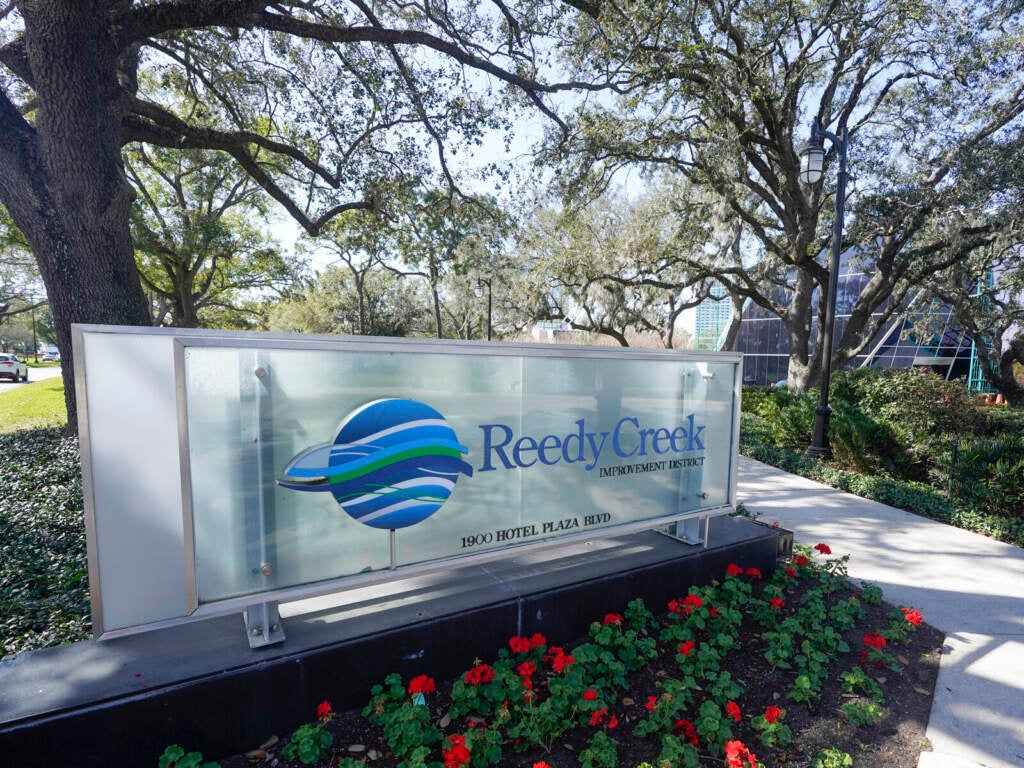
[183,343,739,606]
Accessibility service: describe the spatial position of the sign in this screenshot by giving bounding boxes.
[74,325,741,639]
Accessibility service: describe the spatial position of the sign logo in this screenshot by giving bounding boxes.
[278,398,473,530]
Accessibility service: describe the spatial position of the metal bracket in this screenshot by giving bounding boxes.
[240,352,285,648]
[662,515,710,547]
[244,601,285,649]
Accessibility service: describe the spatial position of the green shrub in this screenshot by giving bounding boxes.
[739,412,774,451]
[840,700,886,727]
[740,370,1024,547]
[0,428,89,656]
[985,458,1024,519]
[769,395,816,450]
[830,368,985,481]
[828,401,905,476]
[812,748,853,768]
[944,435,1024,519]
[741,385,794,420]
[158,745,219,768]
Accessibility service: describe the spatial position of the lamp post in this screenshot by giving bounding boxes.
[475,277,493,341]
[30,303,37,360]
[800,120,848,459]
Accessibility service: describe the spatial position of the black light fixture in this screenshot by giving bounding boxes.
[801,119,849,459]
[476,277,493,341]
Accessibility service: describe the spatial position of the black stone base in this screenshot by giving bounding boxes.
[0,516,783,768]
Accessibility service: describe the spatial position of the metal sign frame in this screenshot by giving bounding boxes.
[75,325,742,644]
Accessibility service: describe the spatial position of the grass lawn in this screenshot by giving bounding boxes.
[0,376,68,433]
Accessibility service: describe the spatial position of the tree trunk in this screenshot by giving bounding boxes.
[5,3,151,432]
[995,337,1024,407]
[356,272,366,335]
[784,272,817,392]
[171,265,200,327]
[429,257,443,338]
[720,294,746,351]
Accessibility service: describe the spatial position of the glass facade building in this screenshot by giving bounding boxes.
[728,253,978,386]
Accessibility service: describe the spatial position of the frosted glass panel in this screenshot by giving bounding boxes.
[183,344,739,605]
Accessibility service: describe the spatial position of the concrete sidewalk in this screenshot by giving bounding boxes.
[737,456,1024,768]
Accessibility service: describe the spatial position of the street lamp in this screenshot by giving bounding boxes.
[475,277,493,341]
[30,303,37,360]
[800,120,849,459]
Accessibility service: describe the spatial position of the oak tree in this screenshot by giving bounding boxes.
[0,0,597,426]
[550,0,1024,391]
[127,144,300,328]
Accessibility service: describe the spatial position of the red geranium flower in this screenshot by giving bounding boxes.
[509,636,531,654]
[814,542,832,555]
[683,593,703,613]
[725,739,758,768]
[678,639,696,656]
[902,607,924,626]
[583,689,598,701]
[552,651,574,673]
[589,708,607,726]
[602,613,623,625]
[607,714,618,729]
[408,675,435,695]
[316,700,333,721]
[726,700,741,722]
[668,598,683,614]
[863,632,887,649]
[544,646,565,663]
[463,664,495,686]
[528,632,547,649]
[442,734,471,768]
[517,661,536,678]
[521,676,533,690]
[764,705,782,724]
[726,562,743,576]
[673,717,699,747]
[533,763,552,768]
[745,567,762,579]
[645,695,658,711]
[770,596,785,611]
[709,606,719,617]
[794,555,810,567]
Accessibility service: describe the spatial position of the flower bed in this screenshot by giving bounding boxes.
[170,545,942,768]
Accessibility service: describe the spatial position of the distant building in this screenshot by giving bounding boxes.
[680,282,733,350]
[530,320,581,344]
[688,251,981,386]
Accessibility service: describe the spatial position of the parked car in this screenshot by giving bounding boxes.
[40,353,59,363]
[0,353,28,382]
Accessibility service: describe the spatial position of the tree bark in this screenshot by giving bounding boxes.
[720,293,746,352]
[784,272,816,392]
[2,3,150,432]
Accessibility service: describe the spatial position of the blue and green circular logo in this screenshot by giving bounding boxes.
[278,398,473,529]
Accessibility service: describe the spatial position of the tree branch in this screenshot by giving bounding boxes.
[119,5,610,95]
[125,97,340,186]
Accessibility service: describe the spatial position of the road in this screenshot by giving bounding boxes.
[0,366,63,394]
